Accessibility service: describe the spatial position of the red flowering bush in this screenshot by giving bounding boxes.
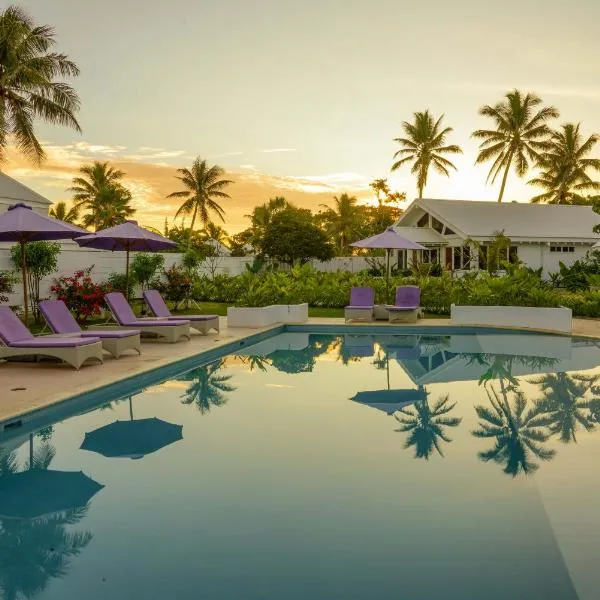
[156,264,193,305]
[50,269,112,324]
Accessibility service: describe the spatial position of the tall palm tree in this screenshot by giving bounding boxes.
[167,157,233,249]
[319,193,361,254]
[473,90,559,202]
[369,178,390,207]
[69,161,134,230]
[529,372,598,443]
[392,110,462,198]
[394,395,462,459]
[472,385,555,476]
[49,201,79,224]
[202,222,230,245]
[0,6,81,164]
[178,360,235,414]
[529,123,600,204]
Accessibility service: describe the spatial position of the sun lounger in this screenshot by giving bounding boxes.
[104,292,191,343]
[0,306,103,369]
[39,300,141,359]
[344,287,375,322]
[387,286,421,324]
[143,289,219,335]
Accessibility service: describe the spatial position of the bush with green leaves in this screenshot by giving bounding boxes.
[0,271,16,303]
[130,253,165,290]
[106,272,134,298]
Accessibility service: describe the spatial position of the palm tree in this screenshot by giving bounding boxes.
[49,201,79,224]
[472,385,555,476]
[319,193,361,254]
[394,395,462,459]
[167,157,233,249]
[202,222,230,245]
[178,360,235,414]
[529,123,600,204]
[529,372,598,443]
[473,90,559,202]
[369,178,390,207]
[392,110,462,198]
[0,6,81,164]
[69,162,134,230]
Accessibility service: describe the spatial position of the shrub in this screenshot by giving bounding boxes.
[0,271,16,303]
[106,272,134,298]
[50,269,111,323]
[130,253,165,290]
[157,264,194,305]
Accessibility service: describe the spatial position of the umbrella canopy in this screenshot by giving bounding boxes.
[80,417,183,459]
[351,388,427,415]
[351,228,426,301]
[0,469,104,520]
[75,220,177,298]
[0,203,88,324]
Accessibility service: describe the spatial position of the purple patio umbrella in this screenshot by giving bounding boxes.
[351,227,426,300]
[0,203,88,325]
[75,220,177,298]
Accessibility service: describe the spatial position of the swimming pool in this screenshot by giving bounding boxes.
[1,329,599,599]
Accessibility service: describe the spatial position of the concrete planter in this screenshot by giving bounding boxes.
[450,305,572,334]
[227,303,309,328]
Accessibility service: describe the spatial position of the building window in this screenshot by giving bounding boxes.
[453,245,471,270]
[443,226,455,235]
[421,248,439,264]
[477,245,518,269]
[417,213,429,228]
[550,245,575,253]
[432,217,444,234]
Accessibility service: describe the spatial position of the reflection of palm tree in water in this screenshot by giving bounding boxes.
[472,386,555,477]
[241,355,270,372]
[179,359,235,413]
[269,335,334,374]
[530,372,599,443]
[394,394,462,459]
[0,442,93,600]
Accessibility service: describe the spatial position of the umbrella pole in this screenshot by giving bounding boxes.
[125,248,130,301]
[386,248,391,304]
[21,240,29,326]
[129,396,134,421]
[29,433,34,468]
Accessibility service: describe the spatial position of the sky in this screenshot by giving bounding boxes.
[6,0,600,232]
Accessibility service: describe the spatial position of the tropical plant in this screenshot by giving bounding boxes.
[0,270,15,303]
[130,252,165,291]
[0,6,81,164]
[466,231,512,274]
[202,222,230,245]
[318,193,362,254]
[394,394,462,459]
[178,360,235,413]
[473,90,559,202]
[529,123,600,204]
[50,268,111,323]
[529,372,598,442]
[49,201,79,224]
[369,179,390,206]
[156,264,193,305]
[10,241,61,317]
[472,385,555,476]
[167,157,233,249]
[391,110,462,198]
[69,162,135,230]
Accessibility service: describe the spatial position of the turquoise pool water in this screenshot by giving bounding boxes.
[1,330,600,599]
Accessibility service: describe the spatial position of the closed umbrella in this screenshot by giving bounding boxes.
[351,227,426,302]
[0,203,87,325]
[75,220,176,299]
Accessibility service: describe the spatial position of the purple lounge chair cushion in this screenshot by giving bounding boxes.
[39,299,84,334]
[388,286,421,311]
[105,292,189,327]
[346,287,375,309]
[144,290,218,322]
[0,306,34,344]
[10,337,101,348]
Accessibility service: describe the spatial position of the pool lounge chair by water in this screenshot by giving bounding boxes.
[344,287,375,322]
[39,299,142,359]
[0,306,103,369]
[104,293,191,343]
[143,289,219,335]
[387,286,421,324]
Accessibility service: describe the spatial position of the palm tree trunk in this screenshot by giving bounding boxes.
[187,206,198,250]
[497,152,514,203]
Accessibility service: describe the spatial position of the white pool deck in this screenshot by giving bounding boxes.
[1,316,600,425]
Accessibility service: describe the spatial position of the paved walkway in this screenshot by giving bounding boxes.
[1,316,599,425]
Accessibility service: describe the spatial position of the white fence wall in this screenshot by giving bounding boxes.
[0,243,372,307]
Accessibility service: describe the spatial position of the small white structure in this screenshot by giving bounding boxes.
[0,172,52,215]
[394,199,600,277]
[227,304,309,328]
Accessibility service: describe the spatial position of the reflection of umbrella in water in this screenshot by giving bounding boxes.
[351,387,428,415]
[0,435,103,520]
[80,396,183,459]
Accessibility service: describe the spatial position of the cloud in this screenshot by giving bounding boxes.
[211,151,244,158]
[261,148,296,153]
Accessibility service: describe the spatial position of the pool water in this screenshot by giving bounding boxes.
[1,330,600,600]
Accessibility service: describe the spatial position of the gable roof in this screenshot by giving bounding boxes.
[397,199,600,242]
[0,171,51,208]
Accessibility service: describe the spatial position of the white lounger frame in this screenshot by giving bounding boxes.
[0,340,104,370]
[85,330,142,358]
[189,317,220,335]
[92,323,191,343]
[344,307,374,323]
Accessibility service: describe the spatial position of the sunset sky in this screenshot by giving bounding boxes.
[7,0,600,232]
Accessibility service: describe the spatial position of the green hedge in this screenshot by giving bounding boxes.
[189,264,600,318]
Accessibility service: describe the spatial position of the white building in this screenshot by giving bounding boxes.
[393,198,600,276]
[0,171,52,215]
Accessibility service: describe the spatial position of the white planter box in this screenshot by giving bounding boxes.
[450,305,572,334]
[227,303,309,328]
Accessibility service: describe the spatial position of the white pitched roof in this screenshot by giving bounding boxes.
[398,199,600,242]
[0,171,51,210]
[393,226,446,244]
